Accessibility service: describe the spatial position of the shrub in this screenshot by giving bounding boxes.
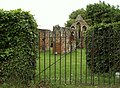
[85,22,120,73]
[0,9,38,84]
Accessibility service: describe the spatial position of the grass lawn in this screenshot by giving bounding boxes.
[34,48,120,87]
[1,49,120,88]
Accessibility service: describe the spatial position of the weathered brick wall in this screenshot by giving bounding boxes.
[53,26,76,54]
[39,29,51,51]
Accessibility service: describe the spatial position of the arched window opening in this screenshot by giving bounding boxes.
[82,26,87,31]
[69,31,74,44]
[76,22,81,39]
[71,26,75,30]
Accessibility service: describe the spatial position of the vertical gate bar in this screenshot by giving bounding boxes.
[85,32,88,85]
[116,30,119,84]
[34,30,36,84]
[80,31,82,84]
[108,30,111,85]
[103,30,105,85]
[97,30,100,85]
[54,30,56,82]
[119,48,120,84]
[91,31,94,85]
[113,30,115,85]
[102,30,105,85]
[49,31,51,83]
[93,31,95,86]
[115,29,118,84]
[102,31,104,85]
[39,30,41,81]
[60,31,61,84]
[34,29,39,84]
[70,37,72,84]
[119,62,120,84]
[65,31,67,84]
[117,31,120,85]
[44,31,46,83]
[75,31,77,85]
[90,28,92,85]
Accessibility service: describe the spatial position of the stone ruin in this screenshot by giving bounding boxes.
[39,29,51,51]
[39,15,88,54]
[52,15,88,54]
[52,26,76,54]
[70,15,88,48]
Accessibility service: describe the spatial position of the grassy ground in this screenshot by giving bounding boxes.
[35,49,86,84]
[1,49,120,88]
[34,48,120,87]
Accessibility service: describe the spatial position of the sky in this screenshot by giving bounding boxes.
[0,0,120,30]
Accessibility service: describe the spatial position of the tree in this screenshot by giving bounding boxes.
[86,1,120,26]
[65,1,120,27]
[65,8,86,27]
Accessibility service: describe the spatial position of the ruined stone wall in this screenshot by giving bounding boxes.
[38,15,88,53]
[71,15,88,49]
[39,29,51,51]
[53,26,76,54]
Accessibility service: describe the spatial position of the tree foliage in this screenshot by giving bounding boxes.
[65,1,120,27]
[86,1,120,26]
[65,8,86,27]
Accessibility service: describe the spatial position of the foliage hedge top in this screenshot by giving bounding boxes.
[85,22,120,73]
[0,9,38,84]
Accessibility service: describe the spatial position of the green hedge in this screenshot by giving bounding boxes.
[0,9,38,84]
[85,22,120,73]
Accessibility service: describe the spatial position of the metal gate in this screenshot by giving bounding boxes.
[35,25,120,87]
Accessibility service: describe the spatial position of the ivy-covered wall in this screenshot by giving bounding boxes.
[0,9,38,84]
[85,22,120,73]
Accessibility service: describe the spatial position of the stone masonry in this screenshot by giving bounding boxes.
[52,15,88,54]
[52,25,76,54]
[39,29,51,51]
[38,15,88,54]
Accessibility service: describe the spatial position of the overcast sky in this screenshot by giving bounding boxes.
[0,0,120,30]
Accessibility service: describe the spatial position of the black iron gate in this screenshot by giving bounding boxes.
[35,26,120,87]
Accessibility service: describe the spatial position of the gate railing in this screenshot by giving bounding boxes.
[35,26,120,87]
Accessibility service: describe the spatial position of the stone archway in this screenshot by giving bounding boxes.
[70,15,88,48]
